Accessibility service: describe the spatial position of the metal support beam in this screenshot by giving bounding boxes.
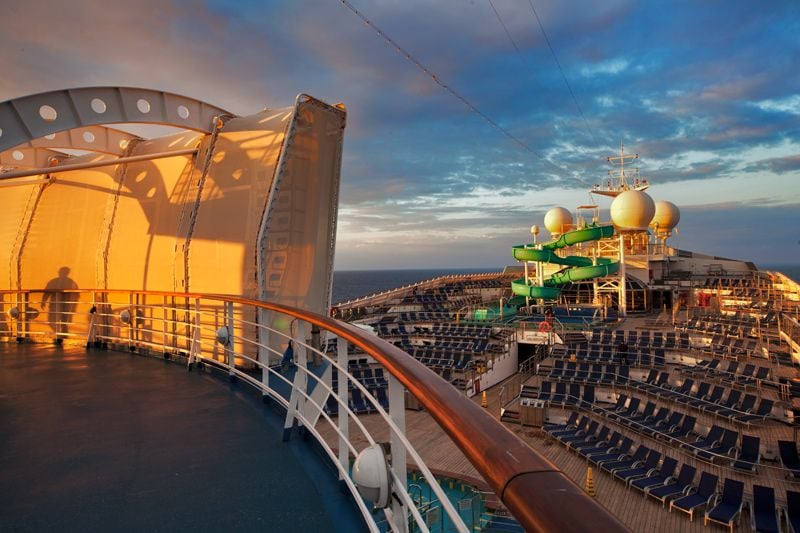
[0,148,197,181]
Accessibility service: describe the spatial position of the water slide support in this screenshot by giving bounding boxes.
[618,233,627,317]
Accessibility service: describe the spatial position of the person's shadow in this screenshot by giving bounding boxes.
[41,267,79,343]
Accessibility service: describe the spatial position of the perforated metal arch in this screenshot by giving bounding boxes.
[0,87,233,153]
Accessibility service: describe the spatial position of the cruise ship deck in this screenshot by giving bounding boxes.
[0,342,360,532]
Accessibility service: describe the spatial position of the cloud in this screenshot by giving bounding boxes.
[1,0,799,269]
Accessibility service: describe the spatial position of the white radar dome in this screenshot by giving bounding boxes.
[650,200,680,233]
[544,207,573,235]
[610,190,655,231]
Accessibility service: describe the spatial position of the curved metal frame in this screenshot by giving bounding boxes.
[0,288,625,532]
[0,87,232,153]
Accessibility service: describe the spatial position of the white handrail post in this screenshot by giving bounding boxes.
[161,295,168,355]
[284,321,309,440]
[388,372,409,532]
[337,336,349,479]
[258,308,270,399]
[188,298,201,369]
[225,300,234,378]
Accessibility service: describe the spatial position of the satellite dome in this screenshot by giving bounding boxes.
[610,190,655,231]
[544,207,573,235]
[651,200,680,233]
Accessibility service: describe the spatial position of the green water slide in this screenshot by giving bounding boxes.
[511,224,619,300]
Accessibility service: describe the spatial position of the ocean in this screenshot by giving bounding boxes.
[332,265,800,305]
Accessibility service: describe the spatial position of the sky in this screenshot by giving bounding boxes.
[1,0,799,269]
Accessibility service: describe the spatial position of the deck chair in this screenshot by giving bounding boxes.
[630,456,678,492]
[551,382,567,405]
[559,420,600,445]
[537,381,552,402]
[613,450,662,483]
[647,463,696,506]
[777,440,800,479]
[549,415,589,439]
[681,381,710,407]
[731,434,760,473]
[543,411,579,433]
[683,425,724,452]
[587,436,633,465]
[704,478,744,532]
[670,471,718,521]
[736,398,773,423]
[664,414,695,441]
[785,490,800,533]
[700,385,725,408]
[707,389,742,416]
[571,426,610,451]
[578,431,622,458]
[750,485,779,533]
[695,429,739,462]
[609,397,640,422]
[600,444,650,474]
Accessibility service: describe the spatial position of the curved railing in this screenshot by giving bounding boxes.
[0,288,626,532]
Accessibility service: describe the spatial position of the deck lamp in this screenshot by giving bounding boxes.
[215,326,230,346]
[353,443,392,509]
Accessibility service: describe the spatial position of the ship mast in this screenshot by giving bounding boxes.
[592,142,649,198]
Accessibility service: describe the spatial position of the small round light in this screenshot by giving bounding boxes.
[120,309,131,324]
[215,326,230,346]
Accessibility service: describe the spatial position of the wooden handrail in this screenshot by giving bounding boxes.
[4,288,627,532]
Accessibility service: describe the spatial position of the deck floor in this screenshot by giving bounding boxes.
[0,343,358,532]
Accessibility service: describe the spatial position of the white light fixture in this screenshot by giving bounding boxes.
[352,443,392,509]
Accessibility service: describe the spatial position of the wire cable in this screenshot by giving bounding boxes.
[527,0,597,145]
[338,0,570,177]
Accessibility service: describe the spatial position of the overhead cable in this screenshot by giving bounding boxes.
[528,0,597,145]
[338,0,569,177]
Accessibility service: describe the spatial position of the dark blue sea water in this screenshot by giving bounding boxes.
[331,264,800,305]
[332,268,500,304]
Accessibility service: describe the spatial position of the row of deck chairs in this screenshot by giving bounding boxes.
[533,382,595,407]
[679,358,772,388]
[588,329,684,350]
[546,361,629,385]
[698,334,761,358]
[409,347,473,370]
[561,344,667,366]
[543,414,798,531]
[598,396,772,464]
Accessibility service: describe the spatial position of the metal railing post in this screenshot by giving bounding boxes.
[259,308,270,398]
[225,300,234,377]
[337,336,349,478]
[388,372,409,531]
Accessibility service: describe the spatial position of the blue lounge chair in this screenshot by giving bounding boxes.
[750,485,779,533]
[630,456,678,492]
[613,450,662,483]
[731,434,760,473]
[600,445,650,474]
[736,398,773,423]
[571,426,610,451]
[548,415,589,438]
[662,414,695,441]
[559,420,600,445]
[778,440,800,480]
[647,464,696,506]
[670,471,718,521]
[578,431,622,458]
[588,437,634,465]
[704,478,744,532]
[543,411,579,433]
